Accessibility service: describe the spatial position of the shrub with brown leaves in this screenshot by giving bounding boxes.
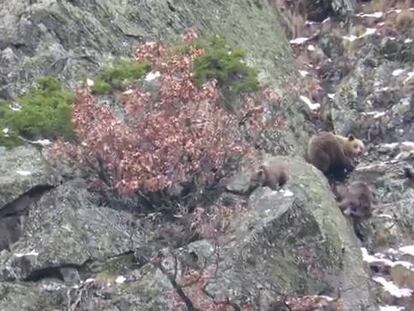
[49,31,275,197]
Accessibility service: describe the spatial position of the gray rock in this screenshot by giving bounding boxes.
[0,145,59,207]
[0,0,312,156]
[302,0,356,22]
[0,178,143,281]
[164,156,376,310]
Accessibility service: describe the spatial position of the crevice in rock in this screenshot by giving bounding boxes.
[21,251,139,284]
[23,263,82,282]
[0,184,55,251]
[0,184,55,217]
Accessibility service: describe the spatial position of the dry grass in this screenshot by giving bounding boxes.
[395,9,414,31]
[269,0,308,38]
[360,0,413,13]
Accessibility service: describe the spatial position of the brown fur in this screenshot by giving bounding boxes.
[306,132,365,182]
[337,181,375,218]
[250,162,289,191]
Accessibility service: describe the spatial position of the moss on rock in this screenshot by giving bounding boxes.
[0,77,75,148]
[92,59,151,94]
[192,36,259,96]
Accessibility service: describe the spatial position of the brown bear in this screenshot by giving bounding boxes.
[250,162,289,191]
[306,132,365,182]
[337,181,376,218]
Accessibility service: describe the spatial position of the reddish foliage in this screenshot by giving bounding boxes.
[190,200,248,239]
[49,30,283,196]
[169,267,253,311]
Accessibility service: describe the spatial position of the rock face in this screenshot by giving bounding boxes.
[303,0,356,22]
[0,155,376,309]
[299,3,414,309]
[0,0,393,310]
[0,145,59,206]
[0,0,312,156]
[332,36,414,142]
[0,0,296,97]
[178,156,374,310]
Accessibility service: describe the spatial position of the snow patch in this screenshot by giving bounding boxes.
[299,95,320,111]
[327,93,335,99]
[380,142,399,150]
[400,141,414,152]
[342,34,358,42]
[9,102,22,111]
[399,245,414,256]
[361,248,414,270]
[123,89,134,95]
[283,189,294,197]
[14,250,39,257]
[16,170,32,176]
[31,139,51,146]
[307,44,316,51]
[357,12,383,18]
[115,276,126,284]
[376,214,393,219]
[361,28,377,37]
[373,276,413,298]
[145,71,161,82]
[392,69,405,76]
[343,28,377,42]
[379,306,404,311]
[86,78,94,87]
[403,71,414,84]
[289,37,309,45]
[404,38,413,44]
[299,70,309,77]
[361,111,386,119]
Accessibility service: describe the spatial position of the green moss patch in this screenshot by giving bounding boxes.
[0,77,75,148]
[92,59,151,94]
[192,36,259,96]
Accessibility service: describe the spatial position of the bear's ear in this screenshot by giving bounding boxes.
[257,167,266,180]
[347,134,355,141]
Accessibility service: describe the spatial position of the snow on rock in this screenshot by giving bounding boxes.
[289,37,309,45]
[403,71,414,84]
[16,170,32,176]
[361,111,386,119]
[299,95,320,111]
[372,276,413,298]
[400,142,414,152]
[307,44,316,51]
[399,245,414,257]
[8,102,22,111]
[343,28,377,42]
[145,71,161,81]
[86,78,94,87]
[14,250,39,257]
[283,189,294,197]
[361,248,414,270]
[31,139,52,146]
[392,69,405,76]
[115,276,126,284]
[361,28,377,37]
[379,306,404,311]
[342,34,358,42]
[356,12,384,19]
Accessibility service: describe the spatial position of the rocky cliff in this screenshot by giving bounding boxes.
[1,0,406,310]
